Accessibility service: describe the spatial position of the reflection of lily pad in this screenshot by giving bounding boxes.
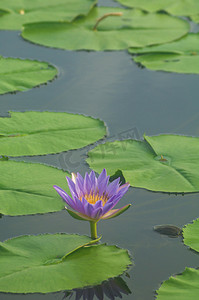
[156,267,199,300]
[0,234,131,293]
[87,134,199,193]
[0,57,57,95]
[129,34,199,74]
[64,277,131,300]
[0,111,106,156]
[0,0,97,30]
[183,218,199,252]
[0,160,69,216]
[114,0,199,16]
[21,7,189,51]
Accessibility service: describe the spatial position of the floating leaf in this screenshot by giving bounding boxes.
[114,0,199,16]
[0,111,106,156]
[156,267,199,300]
[0,0,97,30]
[0,57,57,95]
[87,134,199,193]
[21,7,189,51]
[191,14,199,23]
[129,34,199,74]
[0,234,131,293]
[183,218,199,252]
[0,160,70,216]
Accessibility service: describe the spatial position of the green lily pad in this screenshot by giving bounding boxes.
[191,14,199,23]
[114,0,199,16]
[21,7,189,51]
[0,234,131,293]
[129,34,199,74]
[0,0,97,30]
[183,218,199,252]
[87,134,199,193]
[156,267,199,300]
[0,57,57,95]
[0,160,70,216]
[0,111,106,156]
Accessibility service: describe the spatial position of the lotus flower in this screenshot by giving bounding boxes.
[54,169,130,239]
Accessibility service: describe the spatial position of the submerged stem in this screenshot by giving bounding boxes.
[90,221,98,239]
[93,12,123,31]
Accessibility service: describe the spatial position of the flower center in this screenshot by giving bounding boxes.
[82,193,108,206]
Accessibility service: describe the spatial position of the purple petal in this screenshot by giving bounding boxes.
[84,172,92,195]
[81,197,90,215]
[102,201,115,215]
[53,185,76,210]
[98,176,110,197]
[101,204,131,220]
[102,194,122,213]
[89,170,97,192]
[93,200,103,210]
[92,207,103,220]
[66,176,78,198]
[97,169,107,184]
[86,202,95,218]
[116,183,130,198]
[73,196,85,215]
[76,172,84,186]
[75,179,83,198]
[89,170,96,184]
[106,177,120,197]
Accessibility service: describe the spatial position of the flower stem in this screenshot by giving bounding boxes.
[93,12,123,31]
[90,221,98,239]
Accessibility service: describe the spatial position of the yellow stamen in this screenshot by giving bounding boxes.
[81,193,108,206]
[19,9,25,15]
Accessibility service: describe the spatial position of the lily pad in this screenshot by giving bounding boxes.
[21,7,189,51]
[183,218,199,252]
[87,134,199,193]
[0,234,131,293]
[0,111,106,156]
[0,57,57,95]
[191,14,199,23]
[156,267,199,300]
[114,0,199,16]
[0,0,97,30]
[129,34,199,74]
[0,160,70,216]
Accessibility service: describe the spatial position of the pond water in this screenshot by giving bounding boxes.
[1,0,199,299]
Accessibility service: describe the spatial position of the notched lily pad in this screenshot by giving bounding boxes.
[183,218,199,252]
[0,111,106,156]
[0,0,97,30]
[87,134,199,193]
[114,0,199,17]
[156,267,199,300]
[0,56,57,95]
[129,33,199,74]
[0,234,132,293]
[21,7,189,51]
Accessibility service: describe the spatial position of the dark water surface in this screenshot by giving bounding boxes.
[1,0,199,299]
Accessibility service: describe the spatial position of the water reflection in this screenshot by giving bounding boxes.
[63,276,131,300]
